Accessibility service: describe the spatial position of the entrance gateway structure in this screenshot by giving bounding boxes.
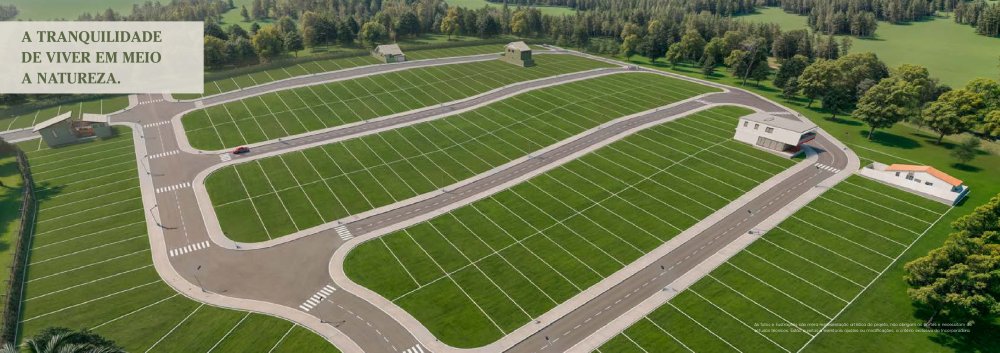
[502,41,534,67]
[733,112,817,156]
[33,112,113,147]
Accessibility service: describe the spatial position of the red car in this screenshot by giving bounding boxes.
[232,146,250,154]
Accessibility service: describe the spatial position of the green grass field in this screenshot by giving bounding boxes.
[445,0,575,15]
[182,54,612,150]
[343,106,797,347]
[0,154,23,285]
[0,96,129,133]
[14,131,338,352]
[174,44,509,101]
[596,175,951,353]
[741,8,1000,86]
[205,72,718,243]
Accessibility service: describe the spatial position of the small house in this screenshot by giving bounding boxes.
[858,163,969,205]
[502,41,534,67]
[733,113,817,156]
[372,44,405,63]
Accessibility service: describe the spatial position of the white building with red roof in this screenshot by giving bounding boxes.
[858,162,969,205]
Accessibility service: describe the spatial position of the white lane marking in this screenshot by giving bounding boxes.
[813,163,840,173]
[142,120,171,127]
[335,225,353,241]
[168,241,210,257]
[155,182,192,194]
[298,284,337,312]
[220,153,232,162]
[148,150,180,159]
[403,344,426,353]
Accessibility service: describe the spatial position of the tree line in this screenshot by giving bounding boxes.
[0,4,17,21]
[955,0,1000,37]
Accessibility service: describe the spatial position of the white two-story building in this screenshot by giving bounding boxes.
[733,113,818,156]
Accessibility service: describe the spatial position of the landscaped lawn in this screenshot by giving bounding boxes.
[182,54,613,150]
[14,130,338,352]
[173,43,510,101]
[205,72,718,243]
[0,96,129,133]
[0,154,23,285]
[596,175,952,353]
[741,8,1000,87]
[343,106,796,347]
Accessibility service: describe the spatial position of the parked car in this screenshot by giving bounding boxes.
[232,146,250,154]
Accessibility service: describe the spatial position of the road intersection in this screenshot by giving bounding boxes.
[4,48,857,353]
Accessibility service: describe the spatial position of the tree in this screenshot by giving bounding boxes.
[852,76,918,139]
[665,42,683,68]
[773,54,809,89]
[923,89,984,144]
[621,34,640,61]
[477,14,500,38]
[782,77,800,98]
[284,31,304,57]
[359,21,387,48]
[251,26,285,62]
[951,136,982,164]
[510,9,529,37]
[983,110,1000,138]
[277,15,296,34]
[249,22,261,35]
[228,24,249,39]
[724,37,769,86]
[678,28,706,61]
[701,55,717,76]
[645,20,670,63]
[18,327,124,353]
[396,12,420,38]
[204,22,228,41]
[240,5,249,21]
[440,8,460,40]
[905,194,1000,325]
[204,36,227,68]
[798,59,840,107]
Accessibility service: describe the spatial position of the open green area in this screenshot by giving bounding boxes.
[205,72,717,243]
[621,51,1000,353]
[182,54,611,150]
[344,106,796,347]
[1,0,135,19]
[742,8,1000,86]
[0,154,23,285]
[445,0,575,15]
[15,131,337,352]
[0,96,129,133]
[175,43,509,101]
[596,176,951,353]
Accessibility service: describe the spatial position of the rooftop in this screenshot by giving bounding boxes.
[741,113,817,133]
[506,41,531,51]
[886,164,963,186]
[375,44,403,56]
[33,111,73,132]
[81,113,109,124]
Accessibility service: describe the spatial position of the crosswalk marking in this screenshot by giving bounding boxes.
[169,241,210,257]
[220,154,232,162]
[155,182,192,194]
[142,121,171,128]
[403,344,426,353]
[814,163,840,173]
[335,225,353,241]
[138,98,165,105]
[148,150,179,159]
[298,285,336,312]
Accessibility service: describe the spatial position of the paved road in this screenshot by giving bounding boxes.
[21,50,853,353]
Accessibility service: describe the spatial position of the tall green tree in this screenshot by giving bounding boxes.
[251,26,285,62]
[204,36,227,68]
[797,59,839,107]
[677,28,706,61]
[645,20,670,63]
[905,194,1000,325]
[15,327,124,353]
[359,21,387,48]
[621,34,640,62]
[396,12,420,38]
[773,54,809,89]
[440,7,460,40]
[284,31,304,56]
[922,89,984,144]
[852,76,918,139]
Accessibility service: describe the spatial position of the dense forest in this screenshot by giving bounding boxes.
[0,4,17,21]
